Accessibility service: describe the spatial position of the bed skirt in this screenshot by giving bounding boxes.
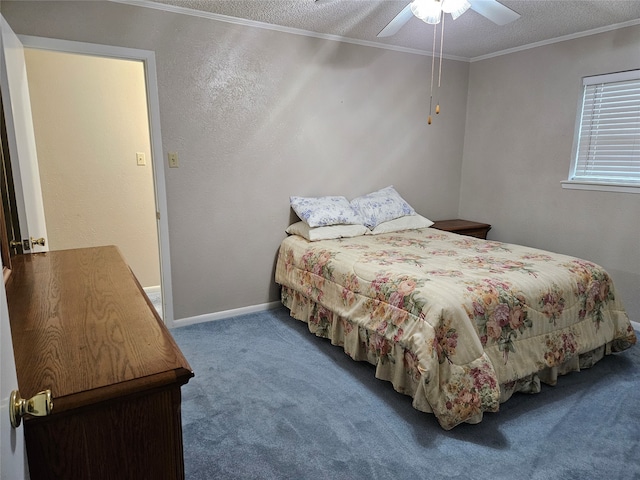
[281,286,626,426]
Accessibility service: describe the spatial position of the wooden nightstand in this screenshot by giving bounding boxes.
[430,219,492,239]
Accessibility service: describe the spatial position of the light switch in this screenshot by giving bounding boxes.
[168,152,179,168]
[136,152,146,166]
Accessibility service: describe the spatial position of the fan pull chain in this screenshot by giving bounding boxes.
[436,12,445,115]
[428,18,437,125]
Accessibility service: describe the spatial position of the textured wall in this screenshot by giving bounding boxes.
[24,48,160,288]
[3,1,469,319]
[460,25,640,323]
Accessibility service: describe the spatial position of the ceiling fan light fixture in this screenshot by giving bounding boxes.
[443,0,471,20]
[410,0,442,25]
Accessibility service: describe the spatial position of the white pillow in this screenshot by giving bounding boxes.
[285,222,368,241]
[290,195,362,228]
[368,214,434,235]
[350,186,416,229]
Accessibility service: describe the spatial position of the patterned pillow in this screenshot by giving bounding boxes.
[290,195,363,228]
[350,186,416,229]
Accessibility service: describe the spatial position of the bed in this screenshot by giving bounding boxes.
[275,223,636,430]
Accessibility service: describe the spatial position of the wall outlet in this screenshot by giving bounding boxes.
[136,152,146,166]
[168,152,179,168]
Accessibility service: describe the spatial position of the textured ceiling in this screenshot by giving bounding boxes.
[136,0,640,60]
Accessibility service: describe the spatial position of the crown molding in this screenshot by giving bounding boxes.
[470,18,640,62]
[109,0,468,62]
[110,0,640,64]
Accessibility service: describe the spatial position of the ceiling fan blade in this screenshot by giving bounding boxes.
[469,0,520,25]
[377,4,413,37]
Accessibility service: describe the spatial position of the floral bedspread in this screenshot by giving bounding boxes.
[275,228,636,429]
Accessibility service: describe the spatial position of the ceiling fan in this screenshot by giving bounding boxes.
[378,0,520,37]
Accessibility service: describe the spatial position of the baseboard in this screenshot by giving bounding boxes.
[632,321,640,331]
[143,285,161,295]
[171,301,282,328]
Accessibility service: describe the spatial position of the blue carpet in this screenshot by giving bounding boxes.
[171,307,640,480]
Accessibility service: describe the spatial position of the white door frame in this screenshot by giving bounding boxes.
[19,35,175,327]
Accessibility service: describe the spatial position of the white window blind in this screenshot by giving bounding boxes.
[569,69,640,188]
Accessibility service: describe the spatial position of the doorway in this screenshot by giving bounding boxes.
[25,48,161,290]
[18,36,175,325]
[0,95,21,268]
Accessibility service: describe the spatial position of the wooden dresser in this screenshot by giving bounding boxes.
[6,246,193,480]
[430,219,492,239]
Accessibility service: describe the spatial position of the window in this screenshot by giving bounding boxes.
[563,69,640,193]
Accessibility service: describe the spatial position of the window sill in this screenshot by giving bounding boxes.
[561,181,640,194]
